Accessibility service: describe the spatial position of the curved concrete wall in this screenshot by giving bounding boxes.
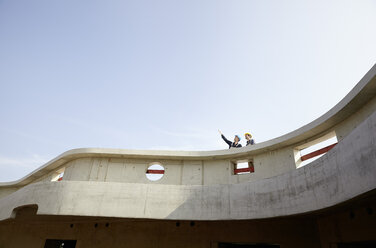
[0,64,375,221]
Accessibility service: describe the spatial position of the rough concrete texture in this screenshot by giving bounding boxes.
[0,65,375,222]
[1,65,375,189]
[0,193,375,248]
[0,65,375,248]
[0,216,322,248]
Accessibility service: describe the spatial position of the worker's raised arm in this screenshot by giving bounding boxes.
[221,134,232,146]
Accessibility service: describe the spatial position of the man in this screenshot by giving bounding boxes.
[218,130,242,149]
[245,132,255,146]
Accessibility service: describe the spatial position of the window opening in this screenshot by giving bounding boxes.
[218,243,280,248]
[146,163,165,181]
[297,134,338,168]
[51,168,65,182]
[234,161,254,175]
[44,239,77,248]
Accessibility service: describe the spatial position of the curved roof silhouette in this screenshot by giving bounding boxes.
[0,64,375,221]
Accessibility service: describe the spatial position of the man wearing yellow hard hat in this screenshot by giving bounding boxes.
[244,132,255,146]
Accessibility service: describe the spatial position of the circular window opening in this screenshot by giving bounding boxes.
[146,164,165,181]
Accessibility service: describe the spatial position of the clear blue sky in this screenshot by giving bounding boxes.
[0,0,375,181]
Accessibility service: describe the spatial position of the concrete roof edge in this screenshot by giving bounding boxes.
[1,64,376,186]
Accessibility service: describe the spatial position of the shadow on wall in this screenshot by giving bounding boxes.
[11,204,38,220]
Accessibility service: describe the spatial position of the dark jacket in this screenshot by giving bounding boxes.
[246,139,255,146]
[221,134,242,149]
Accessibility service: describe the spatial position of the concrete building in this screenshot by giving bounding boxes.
[0,65,375,248]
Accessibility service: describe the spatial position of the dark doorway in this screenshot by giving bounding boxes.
[338,241,376,248]
[218,243,280,248]
[44,239,77,248]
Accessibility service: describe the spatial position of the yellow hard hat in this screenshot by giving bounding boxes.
[244,132,252,138]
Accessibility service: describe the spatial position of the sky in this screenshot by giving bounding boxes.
[0,0,375,182]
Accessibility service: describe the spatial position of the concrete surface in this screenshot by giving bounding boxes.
[0,64,375,224]
[0,191,375,248]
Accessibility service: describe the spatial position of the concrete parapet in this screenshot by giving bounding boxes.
[0,65,375,222]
